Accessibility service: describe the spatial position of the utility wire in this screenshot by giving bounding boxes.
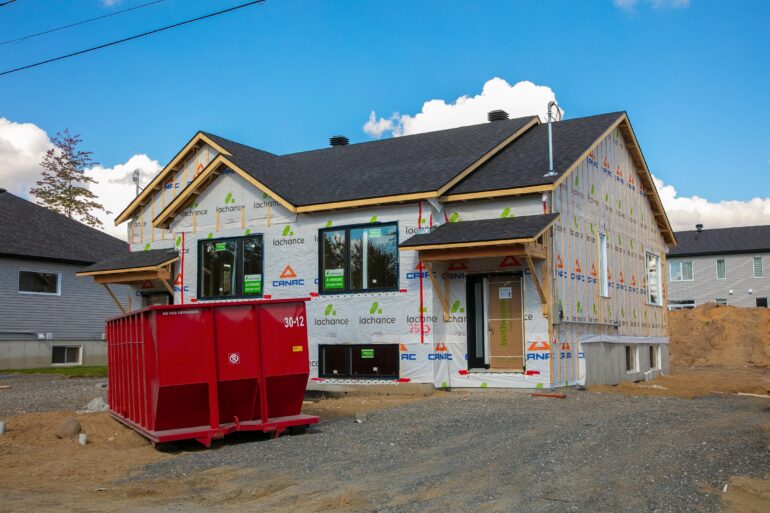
[0,0,265,77]
[0,0,167,46]
[0,0,18,7]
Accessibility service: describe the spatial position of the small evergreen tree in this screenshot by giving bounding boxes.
[30,129,110,228]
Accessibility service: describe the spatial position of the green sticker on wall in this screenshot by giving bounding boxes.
[324,269,344,289]
[361,348,374,359]
[244,274,262,294]
[214,242,228,251]
[368,228,382,238]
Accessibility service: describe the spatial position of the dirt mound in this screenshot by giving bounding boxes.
[669,303,770,367]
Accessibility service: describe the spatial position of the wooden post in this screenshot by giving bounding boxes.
[424,262,450,321]
[103,284,127,314]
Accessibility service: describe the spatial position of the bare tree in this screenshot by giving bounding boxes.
[30,129,110,228]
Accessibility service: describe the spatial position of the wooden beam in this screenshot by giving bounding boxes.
[424,262,450,321]
[102,284,127,314]
[419,245,530,262]
[159,278,175,296]
[93,269,171,284]
[525,255,547,314]
[77,257,178,276]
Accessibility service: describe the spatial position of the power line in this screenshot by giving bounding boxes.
[0,0,167,46]
[0,0,18,7]
[0,0,265,77]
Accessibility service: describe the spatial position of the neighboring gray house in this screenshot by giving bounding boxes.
[0,189,128,369]
[667,224,770,309]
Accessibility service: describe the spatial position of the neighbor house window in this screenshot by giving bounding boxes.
[199,235,263,299]
[757,298,768,308]
[18,270,61,295]
[599,232,609,297]
[667,300,695,310]
[319,222,398,294]
[646,252,662,305]
[716,259,726,280]
[625,345,637,372]
[715,298,728,305]
[52,346,81,365]
[753,257,764,278]
[668,260,693,282]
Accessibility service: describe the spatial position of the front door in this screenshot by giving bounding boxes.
[467,274,524,370]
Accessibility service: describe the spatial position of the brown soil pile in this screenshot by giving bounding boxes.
[668,303,770,367]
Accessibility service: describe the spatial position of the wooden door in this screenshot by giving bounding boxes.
[487,275,523,370]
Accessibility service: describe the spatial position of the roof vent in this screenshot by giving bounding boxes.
[696,223,703,233]
[329,135,349,147]
[487,110,509,122]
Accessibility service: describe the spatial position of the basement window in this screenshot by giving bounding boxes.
[757,298,768,308]
[319,344,399,379]
[715,298,728,305]
[648,345,660,369]
[625,345,637,372]
[646,252,662,306]
[319,222,399,294]
[52,346,81,366]
[668,299,695,310]
[198,235,263,299]
[18,270,61,295]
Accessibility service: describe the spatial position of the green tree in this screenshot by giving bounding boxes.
[30,130,110,228]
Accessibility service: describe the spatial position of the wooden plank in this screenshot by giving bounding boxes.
[525,254,547,307]
[102,284,127,314]
[418,245,530,262]
[159,279,175,296]
[94,269,171,284]
[424,262,450,321]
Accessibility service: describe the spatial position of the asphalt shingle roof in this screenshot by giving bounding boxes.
[79,248,178,273]
[400,213,560,248]
[445,112,624,195]
[0,190,127,264]
[205,116,538,206]
[668,225,770,257]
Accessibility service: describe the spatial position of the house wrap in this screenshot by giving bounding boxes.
[79,110,676,387]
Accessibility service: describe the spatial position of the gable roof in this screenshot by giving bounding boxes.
[443,112,623,197]
[668,225,770,257]
[0,190,127,264]
[400,214,559,251]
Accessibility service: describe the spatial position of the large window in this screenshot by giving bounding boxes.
[753,257,764,278]
[668,260,693,282]
[646,252,662,306]
[716,259,726,280]
[199,235,263,299]
[18,270,60,295]
[599,233,609,297]
[319,223,398,294]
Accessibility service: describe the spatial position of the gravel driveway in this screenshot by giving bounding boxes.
[0,374,106,416]
[136,390,770,513]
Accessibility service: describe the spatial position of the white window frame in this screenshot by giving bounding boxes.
[18,269,62,296]
[51,345,82,366]
[715,298,728,305]
[599,232,609,297]
[648,345,661,370]
[646,251,663,307]
[625,345,638,373]
[716,259,726,280]
[753,256,764,278]
[668,260,693,282]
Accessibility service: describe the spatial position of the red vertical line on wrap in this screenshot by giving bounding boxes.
[419,259,425,344]
[180,232,185,305]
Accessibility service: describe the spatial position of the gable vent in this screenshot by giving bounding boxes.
[329,135,349,147]
[487,110,509,122]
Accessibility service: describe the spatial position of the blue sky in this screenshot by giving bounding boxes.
[0,0,768,231]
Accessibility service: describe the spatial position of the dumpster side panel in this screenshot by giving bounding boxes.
[259,301,309,419]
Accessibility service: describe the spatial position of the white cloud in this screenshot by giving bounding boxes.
[0,117,52,196]
[654,175,770,231]
[84,155,161,240]
[614,0,691,12]
[363,78,562,138]
[101,0,122,7]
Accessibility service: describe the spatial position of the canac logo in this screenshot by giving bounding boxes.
[359,302,396,325]
[216,192,244,214]
[429,342,452,360]
[314,303,349,326]
[587,150,599,168]
[602,156,612,176]
[406,261,430,280]
[498,256,521,269]
[273,265,304,287]
[273,224,305,246]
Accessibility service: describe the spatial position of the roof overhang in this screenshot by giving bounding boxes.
[76,255,178,282]
[114,132,232,226]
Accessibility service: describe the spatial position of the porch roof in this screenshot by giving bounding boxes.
[399,213,559,251]
[77,248,178,276]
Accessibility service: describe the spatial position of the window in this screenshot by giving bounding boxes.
[52,346,81,365]
[716,259,726,280]
[646,252,662,305]
[319,223,398,294]
[715,298,728,305]
[648,345,660,369]
[668,300,695,310]
[18,270,60,295]
[599,232,609,297]
[757,298,768,308]
[319,344,399,379]
[625,345,637,372]
[198,235,263,299]
[753,257,764,278]
[668,260,693,282]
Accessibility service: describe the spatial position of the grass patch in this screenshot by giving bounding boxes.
[4,366,108,378]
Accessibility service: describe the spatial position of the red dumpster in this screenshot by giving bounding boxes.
[105,298,318,447]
